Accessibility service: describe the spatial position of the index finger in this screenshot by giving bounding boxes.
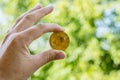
[19,23,64,45]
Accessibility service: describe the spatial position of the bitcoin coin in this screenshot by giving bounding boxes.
[49,31,70,50]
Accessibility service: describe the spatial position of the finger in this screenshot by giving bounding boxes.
[12,4,42,28]
[20,23,64,45]
[17,4,42,22]
[32,49,65,69]
[3,4,42,45]
[15,5,54,32]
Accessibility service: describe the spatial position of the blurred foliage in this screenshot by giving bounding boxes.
[0,0,120,80]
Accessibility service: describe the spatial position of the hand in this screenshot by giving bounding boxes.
[0,4,65,80]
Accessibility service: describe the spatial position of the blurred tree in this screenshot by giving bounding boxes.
[0,0,120,80]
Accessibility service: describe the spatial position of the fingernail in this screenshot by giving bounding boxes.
[55,52,65,60]
[46,4,54,8]
[60,27,65,31]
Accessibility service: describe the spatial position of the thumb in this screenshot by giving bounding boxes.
[32,49,65,69]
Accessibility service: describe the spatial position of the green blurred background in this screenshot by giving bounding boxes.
[0,0,120,80]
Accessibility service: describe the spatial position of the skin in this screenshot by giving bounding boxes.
[0,4,65,80]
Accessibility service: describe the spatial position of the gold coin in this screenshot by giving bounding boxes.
[49,31,70,50]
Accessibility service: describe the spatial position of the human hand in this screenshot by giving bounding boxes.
[0,4,65,80]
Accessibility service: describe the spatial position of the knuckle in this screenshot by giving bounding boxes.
[24,14,35,22]
[36,23,46,32]
[47,50,56,60]
[38,23,44,27]
[49,49,56,53]
[36,23,45,29]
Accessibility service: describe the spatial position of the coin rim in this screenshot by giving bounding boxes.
[49,31,70,50]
